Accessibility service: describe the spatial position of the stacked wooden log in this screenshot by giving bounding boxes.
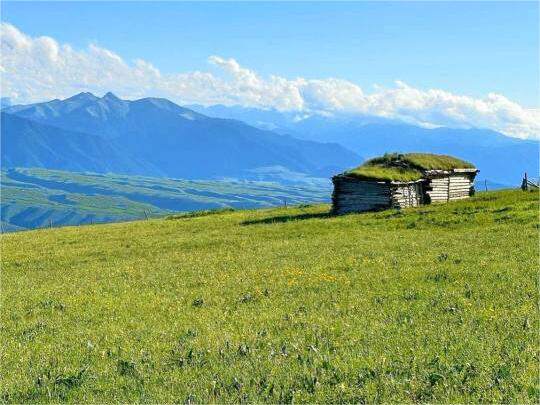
[449,174,475,200]
[426,176,451,203]
[390,182,424,208]
[331,176,391,214]
[426,172,476,203]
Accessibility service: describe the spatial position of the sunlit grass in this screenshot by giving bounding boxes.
[1,189,538,403]
[346,165,422,182]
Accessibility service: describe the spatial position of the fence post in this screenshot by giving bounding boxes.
[484,179,488,192]
[521,172,528,191]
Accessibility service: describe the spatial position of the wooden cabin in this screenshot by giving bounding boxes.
[332,153,478,215]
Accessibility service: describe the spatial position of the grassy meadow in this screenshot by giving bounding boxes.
[1,189,538,402]
[1,167,330,231]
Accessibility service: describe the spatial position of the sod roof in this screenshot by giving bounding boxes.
[344,153,475,182]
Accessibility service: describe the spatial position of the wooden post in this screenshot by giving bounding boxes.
[521,172,528,191]
[484,179,488,192]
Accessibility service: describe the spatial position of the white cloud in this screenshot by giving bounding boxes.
[1,23,539,139]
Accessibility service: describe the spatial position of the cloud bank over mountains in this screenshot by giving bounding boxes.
[1,23,538,139]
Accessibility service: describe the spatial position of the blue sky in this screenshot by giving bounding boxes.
[3,1,538,107]
[1,1,538,138]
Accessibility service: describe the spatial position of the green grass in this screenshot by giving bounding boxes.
[346,165,423,182]
[1,190,538,403]
[368,153,475,171]
[345,153,475,182]
[166,208,236,220]
[1,168,331,231]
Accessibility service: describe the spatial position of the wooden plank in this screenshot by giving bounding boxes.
[453,168,478,173]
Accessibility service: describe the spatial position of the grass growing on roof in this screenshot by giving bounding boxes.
[344,153,475,182]
[372,153,475,171]
[346,165,423,182]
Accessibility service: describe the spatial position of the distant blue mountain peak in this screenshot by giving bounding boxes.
[66,92,99,103]
[103,91,120,100]
[1,92,360,181]
[0,97,12,109]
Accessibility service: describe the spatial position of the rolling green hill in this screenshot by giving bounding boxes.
[1,190,538,402]
[1,168,331,231]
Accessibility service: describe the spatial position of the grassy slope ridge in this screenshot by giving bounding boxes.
[1,190,538,402]
[1,167,331,231]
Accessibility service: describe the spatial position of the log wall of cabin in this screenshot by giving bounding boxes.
[332,177,391,214]
[390,182,423,209]
[426,174,474,203]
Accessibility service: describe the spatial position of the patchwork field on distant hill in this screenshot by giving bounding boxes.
[1,168,331,231]
[1,190,538,402]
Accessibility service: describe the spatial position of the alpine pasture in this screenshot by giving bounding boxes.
[1,190,538,403]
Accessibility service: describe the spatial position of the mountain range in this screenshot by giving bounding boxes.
[2,92,538,188]
[1,93,359,181]
[190,105,540,186]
